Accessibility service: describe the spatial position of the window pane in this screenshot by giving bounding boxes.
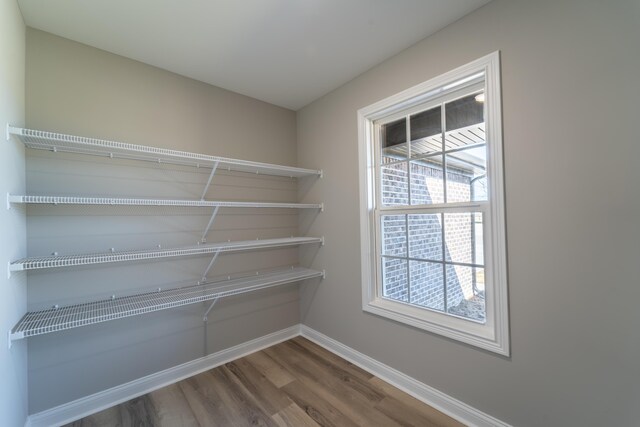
[445,92,484,143]
[410,261,444,311]
[408,214,442,261]
[444,91,486,203]
[446,144,487,202]
[444,212,484,265]
[446,264,485,323]
[382,257,408,302]
[410,107,441,158]
[381,162,408,206]
[381,118,407,161]
[381,215,407,257]
[410,158,444,205]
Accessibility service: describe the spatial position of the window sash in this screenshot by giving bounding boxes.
[373,206,490,317]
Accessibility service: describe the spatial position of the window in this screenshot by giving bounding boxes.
[358,52,509,355]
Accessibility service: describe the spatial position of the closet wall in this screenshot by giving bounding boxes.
[0,0,26,425]
[297,0,640,426]
[25,28,306,413]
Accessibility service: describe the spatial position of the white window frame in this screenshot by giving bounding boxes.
[357,51,509,355]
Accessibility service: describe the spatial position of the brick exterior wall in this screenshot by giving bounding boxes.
[381,160,484,319]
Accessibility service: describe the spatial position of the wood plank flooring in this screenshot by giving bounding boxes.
[66,337,465,427]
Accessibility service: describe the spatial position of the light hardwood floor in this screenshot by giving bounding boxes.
[66,337,465,426]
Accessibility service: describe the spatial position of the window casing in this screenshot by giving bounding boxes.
[357,52,509,355]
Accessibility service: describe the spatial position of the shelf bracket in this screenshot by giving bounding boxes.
[200,161,219,201]
[6,124,21,142]
[200,250,220,283]
[7,329,21,348]
[203,297,219,322]
[200,206,220,244]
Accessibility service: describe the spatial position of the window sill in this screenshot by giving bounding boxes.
[363,296,509,355]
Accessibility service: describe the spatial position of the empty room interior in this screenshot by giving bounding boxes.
[1,0,638,426]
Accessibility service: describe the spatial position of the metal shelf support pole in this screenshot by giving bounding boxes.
[200,206,220,243]
[203,296,219,356]
[200,161,219,200]
[201,251,220,283]
[203,297,219,322]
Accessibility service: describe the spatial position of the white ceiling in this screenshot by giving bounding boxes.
[18,0,491,110]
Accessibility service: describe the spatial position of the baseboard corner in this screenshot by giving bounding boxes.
[299,324,511,427]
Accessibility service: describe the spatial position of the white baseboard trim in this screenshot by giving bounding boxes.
[300,325,511,427]
[25,325,300,427]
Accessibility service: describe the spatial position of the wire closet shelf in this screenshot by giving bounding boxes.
[8,195,323,210]
[10,267,324,341]
[7,126,323,178]
[10,236,323,272]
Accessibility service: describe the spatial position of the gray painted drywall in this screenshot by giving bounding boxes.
[0,0,27,426]
[297,0,640,426]
[25,29,316,413]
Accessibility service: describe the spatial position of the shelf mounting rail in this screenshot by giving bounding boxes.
[7,126,323,178]
[9,266,324,342]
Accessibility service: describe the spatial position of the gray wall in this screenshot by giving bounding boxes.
[25,29,309,413]
[0,0,27,425]
[297,0,640,426]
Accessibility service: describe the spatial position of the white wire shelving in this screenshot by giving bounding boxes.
[7,195,323,210]
[7,126,323,178]
[9,266,324,341]
[6,125,326,347]
[9,236,323,272]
